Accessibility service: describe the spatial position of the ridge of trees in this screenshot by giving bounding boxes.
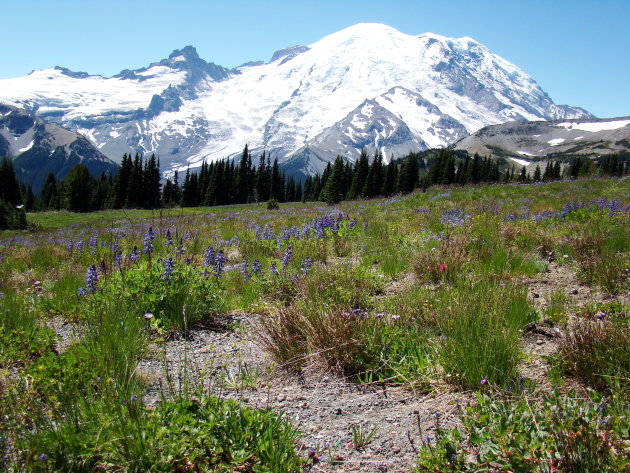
[1,148,628,223]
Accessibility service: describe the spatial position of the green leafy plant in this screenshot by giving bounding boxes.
[350,423,378,450]
[416,390,629,473]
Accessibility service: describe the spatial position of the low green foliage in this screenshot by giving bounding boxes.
[416,390,630,473]
[0,292,55,365]
[16,394,301,473]
[106,259,226,330]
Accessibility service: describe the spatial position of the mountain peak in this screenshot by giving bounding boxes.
[168,45,201,62]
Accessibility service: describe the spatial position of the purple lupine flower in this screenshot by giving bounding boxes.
[75,240,84,254]
[269,262,278,276]
[129,246,140,262]
[214,251,225,278]
[165,229,173,246]
[480,377,489,385]
[143,227,155,255]
[162,258,174,281]
[440,209,468,226]
[110,238,119,255]
[300,257,312,275]
[85,265,98,293]
[175,239,186,256]
[66,239,74,254]
[252,259,262,275]
[240,258,250,282]
[281,245,293,271]
[38,454,48,461]
[114,250,123,267]
[89,235,98,255]
[203,246,216,267]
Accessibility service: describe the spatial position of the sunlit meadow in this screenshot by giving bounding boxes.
[1,177,628,472]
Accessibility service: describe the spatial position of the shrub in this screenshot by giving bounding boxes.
[266,198,280,210]
[559,319,630,395]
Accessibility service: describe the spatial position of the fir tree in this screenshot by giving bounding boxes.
[320,156,345,204]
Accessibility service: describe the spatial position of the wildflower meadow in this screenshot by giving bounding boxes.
[1,177,629,472]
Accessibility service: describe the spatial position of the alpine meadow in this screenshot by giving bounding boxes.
[1,18,630,473]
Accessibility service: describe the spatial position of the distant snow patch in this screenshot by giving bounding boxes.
[574,136,583,140]
[556,120,630,133]
[19,141,34,153]
[547,138,565,146]
[517,150,536,157]
[510,157,530,166]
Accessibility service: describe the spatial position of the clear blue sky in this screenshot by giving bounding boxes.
[2,0,628,118]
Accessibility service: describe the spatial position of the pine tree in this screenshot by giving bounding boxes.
[320,156,345,204]
[270,159,283,201]
[534,165,542,181]
[64,164,93,212]
[39,172,59,210]
[349,149,369,199]
[0,158,23,206]
[382,159,397,196]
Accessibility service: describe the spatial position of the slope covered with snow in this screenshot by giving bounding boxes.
[0,23,593,175]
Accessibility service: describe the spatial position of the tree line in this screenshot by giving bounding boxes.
[1,147,628,227]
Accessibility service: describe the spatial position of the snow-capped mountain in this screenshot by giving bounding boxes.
[454,117,630,168]
[0,23,593,176]
[0,103,118,192]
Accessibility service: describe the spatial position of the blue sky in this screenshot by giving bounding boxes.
[2,0,628,118]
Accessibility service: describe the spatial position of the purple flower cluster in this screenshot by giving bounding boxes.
[214,250,226,278]
[281,245,292,271]
[78,265,98,296]
[143,227,155,255]
[161,258,174,281]
[89,235,98,255]
[559,201,585,219]
[412,208,431,215]
[300,257,312,275]
[129,246,140,262]
[164,229,173,247]
[440,209,468,226]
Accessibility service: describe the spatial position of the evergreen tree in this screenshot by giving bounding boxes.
[349,149,369,199]
[64,164,93,212]
[270,159,283,201]
[397,153,419,193]
[39,172,59,210]
[364,150,384,198]
[320,156,345,204]
[0,158,23,206]
[382,159,397,195]
[534,165,542,181]
[125,153,144,208]
[23,184,35,212]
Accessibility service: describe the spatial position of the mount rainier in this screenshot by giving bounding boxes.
[0,23,593,177]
